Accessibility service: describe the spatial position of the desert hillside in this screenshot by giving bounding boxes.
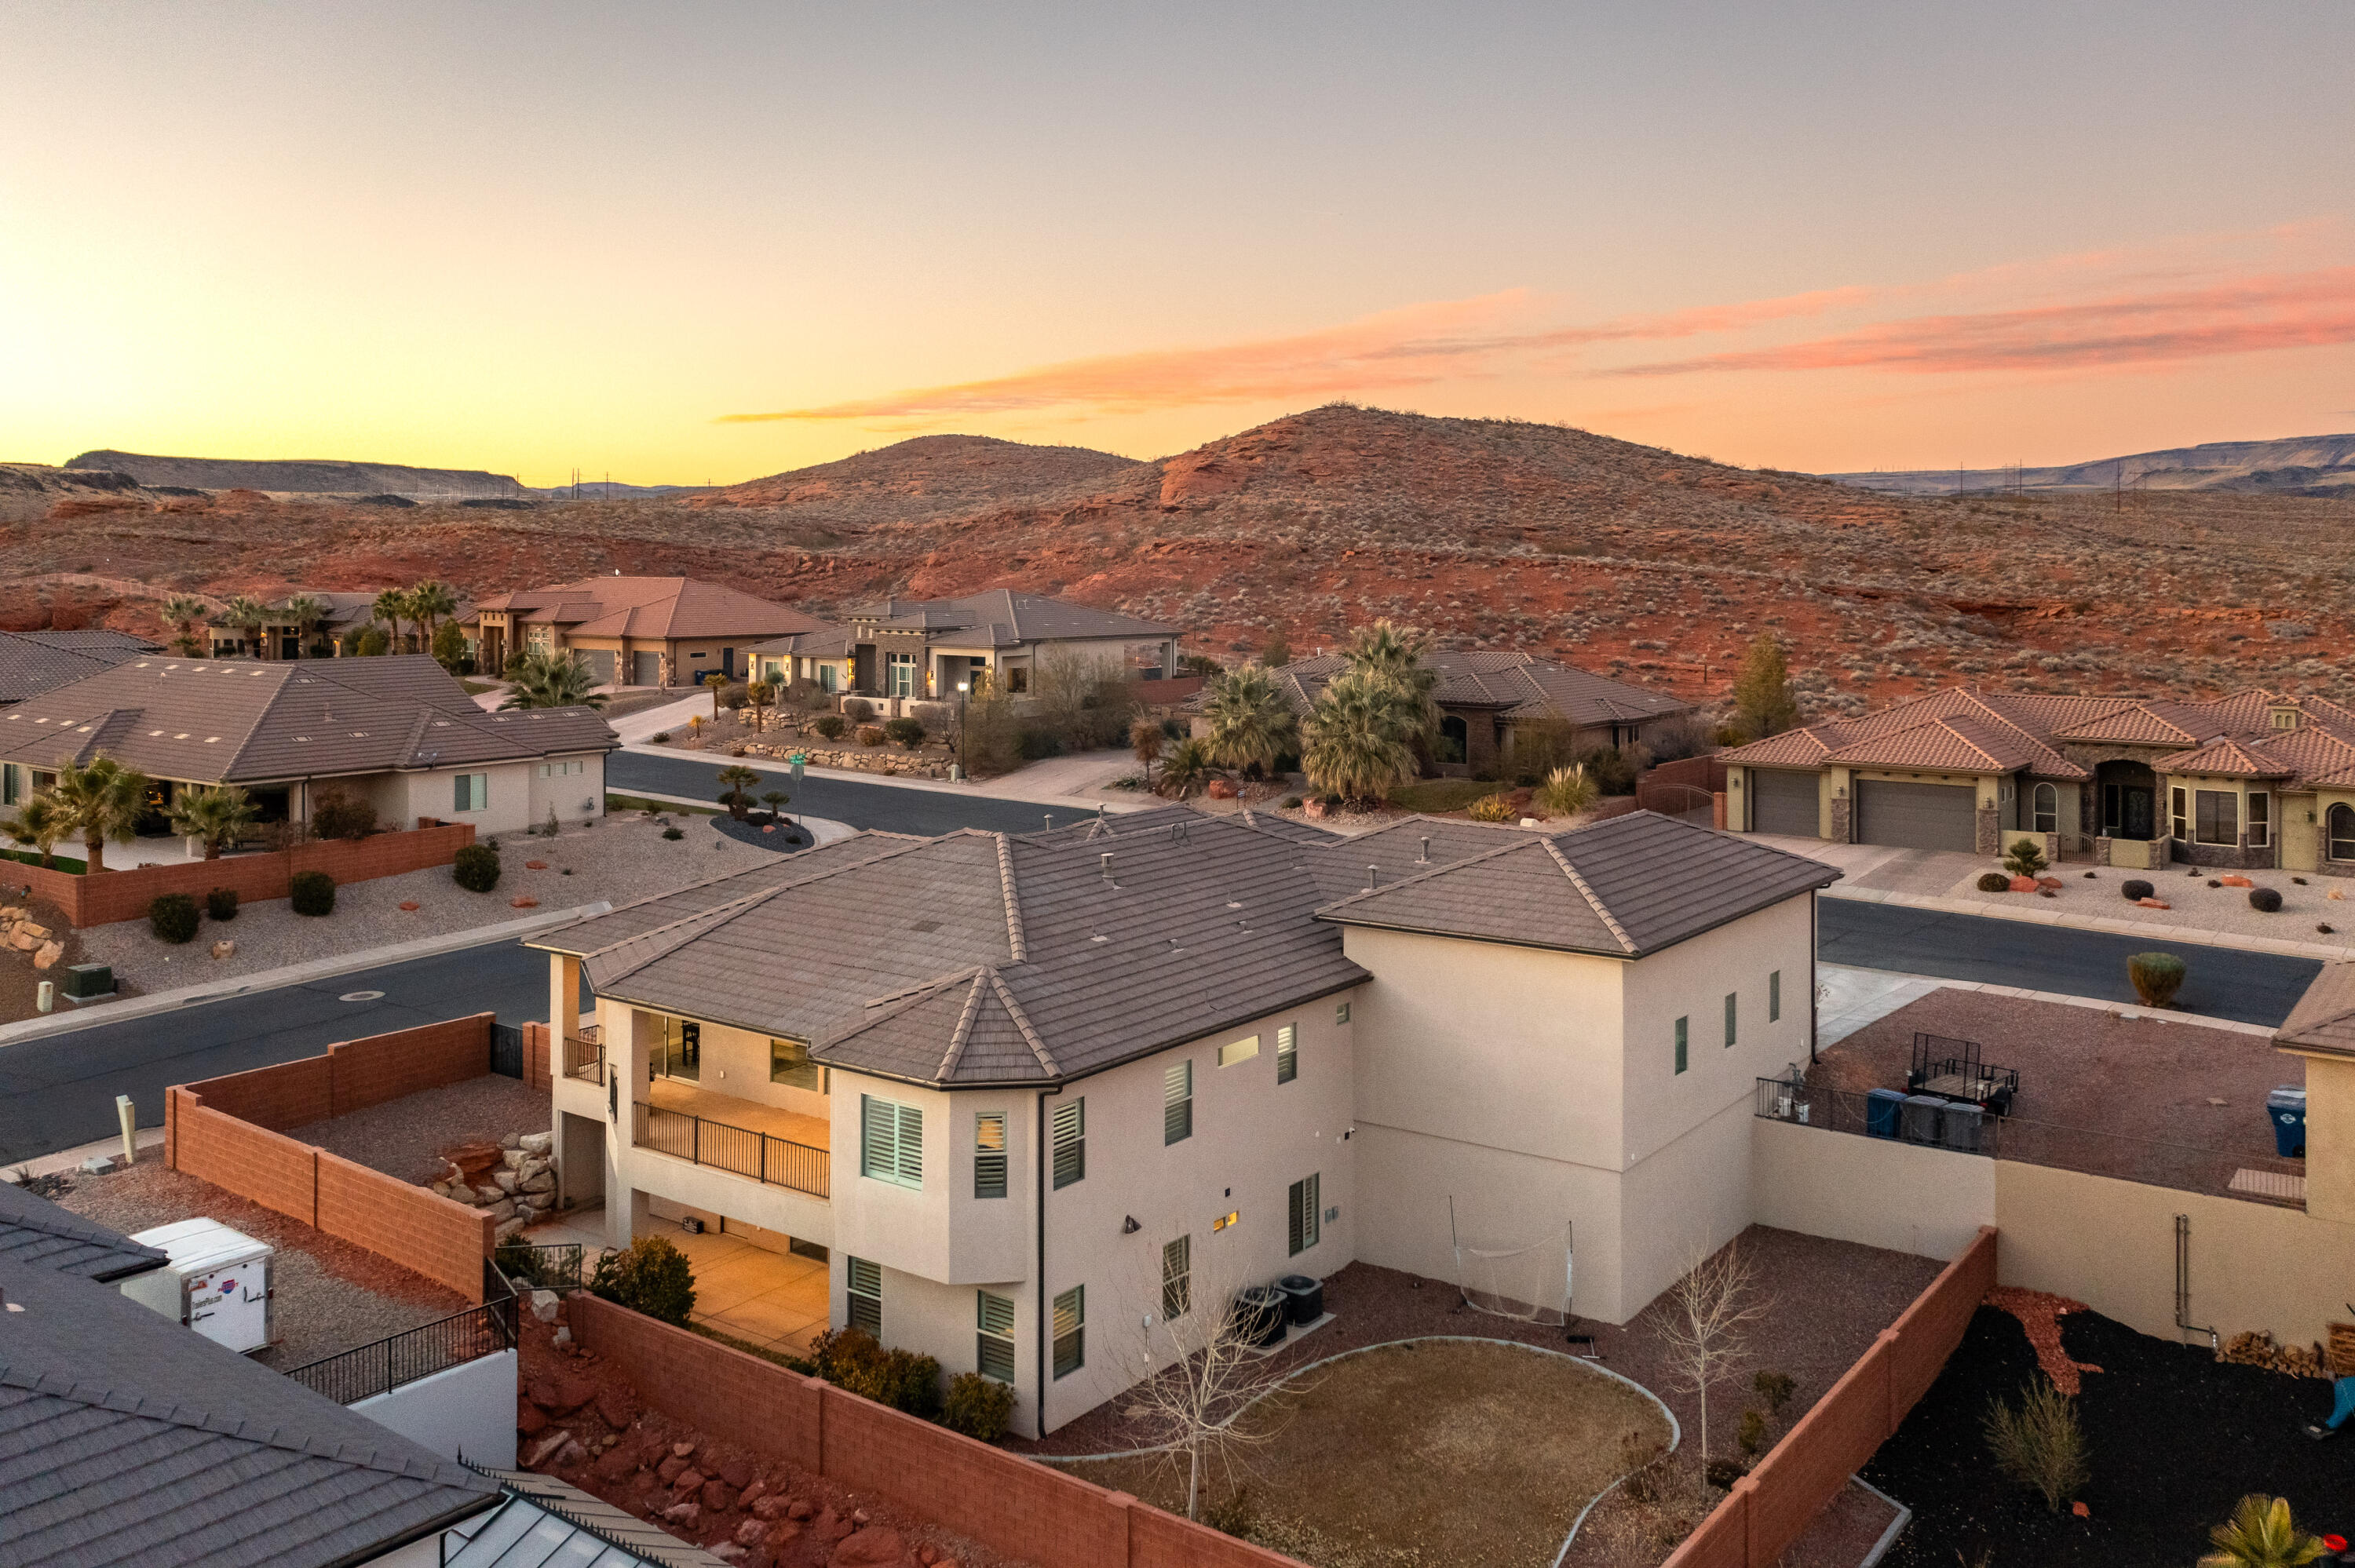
[5,406,2350,720]
[1826,432,2355,498]
[64,448,525,499]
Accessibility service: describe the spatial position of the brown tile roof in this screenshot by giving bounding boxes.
[1224,650,1692,729]
[845,589,1174,647]
[2275,959,2355,1057]
[2152,737,2294,778]
[473,578,827,642]
[0,631,157,706]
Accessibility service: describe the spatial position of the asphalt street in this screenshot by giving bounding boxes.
[608,751,1086,837]
[1816,898,2319,1027]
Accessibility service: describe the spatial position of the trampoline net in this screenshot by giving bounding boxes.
[1453,1223,1572,1326]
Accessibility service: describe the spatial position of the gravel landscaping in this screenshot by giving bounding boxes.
[1941,859,2355,944]
[290,1074,552,1184]
[53,1154,469,1369]
[73,812,788,992]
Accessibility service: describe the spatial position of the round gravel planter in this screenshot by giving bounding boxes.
[710,816,811,852]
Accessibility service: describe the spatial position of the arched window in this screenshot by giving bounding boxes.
[2032,782,2058,835]
[1437,714,1469,765]
[2329,804,2355,862]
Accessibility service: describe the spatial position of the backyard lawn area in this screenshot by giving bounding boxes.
[1052,1338,1670,1568]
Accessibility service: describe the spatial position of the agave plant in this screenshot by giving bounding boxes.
[1202,665,1298,778]
[49,756,153,873]
[166,784,261,860]
[1302,669,1418,807]
[500,650,608,710]
[2198,1494,2328,1568]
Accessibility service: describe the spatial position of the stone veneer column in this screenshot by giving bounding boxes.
[1827,790,1851,844]
[1975,806,1999,855]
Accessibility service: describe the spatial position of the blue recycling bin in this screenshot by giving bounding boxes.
[1865,1088,1905,1140]
[2269,1086,2307,1158]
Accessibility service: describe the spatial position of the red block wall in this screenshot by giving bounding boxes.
[182,1053,334,1131]
[316,1149,491,1303]
[521,1020,553,1092]
[20,822,474,928]
[328,1013,491,1113]
[167,1091,319,1225]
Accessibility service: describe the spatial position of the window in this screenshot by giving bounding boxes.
[1218,1034,1260,1068]
[769,1037,823,1091]
[973,1112,1007,1198]
[2170,786,2188,841]
[2194,789,2239,846]
[1769,971,1781,1024]
[977,1291,1016,1382]
[1163,1059,1192,1144]
[1276,1023,1298,1085]
[537,760,586,778]
[1006,666,1029,694]
[1051,1285,1084,1378]
[2273,708,2299,730]
[2332,804,2355,862]
[1213,1210,1239,1232]
[2248,793,2269,850]
[818,663,838,693]
[1162,1236,1192,1319]
[2032,782,2058,835]
[453,771,489,812]
[1051,1097,1085,1188]
[651,1016,699,1081]
[885,651,917,698]
[1674,1016,1688,1075]
[2,764,16,806]
[1288,1173,1321,1256]
[847,1256,882,1336]
[860,1095,924,1189]
[1334,1001,1351,1026]
[1723,993,1738,1048]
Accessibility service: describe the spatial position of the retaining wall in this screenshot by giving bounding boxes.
[569,1294,1307,1568]
[17,822,475,928]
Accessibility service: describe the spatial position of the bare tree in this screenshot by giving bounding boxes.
[1648,1238,1771,1471]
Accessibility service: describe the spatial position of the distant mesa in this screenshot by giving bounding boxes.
[65,448,533,501]
[1823,432,2355,498]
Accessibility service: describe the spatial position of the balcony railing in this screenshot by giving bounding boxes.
[632,1100,829,1199]
[564,1035,604,1084]
[285,1258,519,1405]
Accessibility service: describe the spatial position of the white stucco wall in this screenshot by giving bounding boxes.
[351,1348,518,1468]
[1749,1117,1995,1262]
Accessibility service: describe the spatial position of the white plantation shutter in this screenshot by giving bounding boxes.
[1052,1098,1085,1188]
[977,1290,1017,1382]
[1163,1059,1192,1144]
[860,1096,923,1188]
[1276,1023,1298,1084]
[894,1103,923,1187]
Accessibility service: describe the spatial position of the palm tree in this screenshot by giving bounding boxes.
[49,757,152,873]
[2,793,69,868]
[280,594,327,658]
[715,764,761,820]
[499,649,608,709]
[704,671,729,722]
[2199,1495,2328,1568]
[407,580,458,649]
[372,588,414,655]
[159,593,210,657]
[746,679,776,733]
[1159,737,1214,799]
[1302,669,1418,807]
[221,595,269,659]
[1202,665,1298,778]
[1130,715,1165,789]
[166,784,261,859]
[1341,618,1440,745]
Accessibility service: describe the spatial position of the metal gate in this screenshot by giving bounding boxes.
[490,1023,524,1080]
[1749,770,1820,837]
[1856,779,1978,852]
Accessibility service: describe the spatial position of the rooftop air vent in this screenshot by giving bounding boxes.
[1101,851,1116,887]
[1418,835,1430,864]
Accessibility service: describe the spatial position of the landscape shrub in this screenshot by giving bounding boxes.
[452,843,502,892]
[940,1371,1016,1442]
[1576,744,1645,796]
[2127,950,2186,1008]
[809,713,847,740]
[1535,764,1599,818]
[312,785,376,842]
[1017,725,1065,761]
[1976,871,2012,893]
[842,698,875,724]
[1753,1369,1795,1413]
[2250,886,2284,913]
[650,731,670,743]
[716,683,748,710]
[2002,837,2049,877]
[1983,1379,2088,1512]
[1735,1407,1769,1459]
[590,1234,696,1327]
[2120,878,2154,902]
[661,826,685,841]
[204,887,238,922]
[148,892,199,943]
[1281,794,1304,809]
[809,1327,940,1417]
[854,724,887,748]
[883,716,926,749]
[1466,792,1517,822]
[290,870,335,917]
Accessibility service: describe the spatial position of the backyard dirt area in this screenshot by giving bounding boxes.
[290,1074,551,1184]
[1810,990,2302,1196]
[0,884,115,1021]
[1053,1338,1670,1568]
[52,1154,468,1369]
[67,811,788,997]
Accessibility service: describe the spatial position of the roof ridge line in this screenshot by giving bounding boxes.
[571,833,941,958]
[988,968,1060,1076]
[935,967,994,1082]
[1541,837,1638,954]
[996,834,1028,962]
[1311,833,1530,915]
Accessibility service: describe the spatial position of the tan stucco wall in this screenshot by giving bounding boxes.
[2295,1052,2355,1226]
[1750,1116,1995,1261]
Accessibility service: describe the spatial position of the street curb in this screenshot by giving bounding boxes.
[614,742,1157,813]
[0,900,614,1051]
[1817,961,2279,1038]
[604,792,856,844]
[1822,884,2354,961]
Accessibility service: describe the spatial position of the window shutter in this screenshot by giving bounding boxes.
[1052,1098,1085,1188]
[894,1103,923,1187]
[1163,1060,1192,1145]
[847,1256,882,1336]
[973,1112,1007,1199]
[1674,1017,1689,1075]
[1725,992,1737,1048]
[861,1096,895,1181]
[1052,1285,1085,1378]
[1276,1023,1298,1085]
[1162,1235,1191,1319]
[977,1290,1017,1382]
[1288,1178,1305,1255]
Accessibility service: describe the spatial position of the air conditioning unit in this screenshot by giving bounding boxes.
[122,1218,276,1355]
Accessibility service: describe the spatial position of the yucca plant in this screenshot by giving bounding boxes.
[1536,764,1600,819]
[2198,1494,2329,1568]
[2127,950,2187,1008]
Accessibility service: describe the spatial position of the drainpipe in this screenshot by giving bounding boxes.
[1035,1084,1063,1439]
[1809,890,1820,1064]
[2174,1214,2218,1351]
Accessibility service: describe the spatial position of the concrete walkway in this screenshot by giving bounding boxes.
[1815,961,2276,1045]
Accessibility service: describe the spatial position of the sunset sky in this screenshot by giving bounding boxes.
[6,2,2352,487]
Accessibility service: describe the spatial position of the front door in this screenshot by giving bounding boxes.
[2120,786,2154,841]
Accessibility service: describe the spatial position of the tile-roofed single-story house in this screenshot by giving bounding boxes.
[0,654,616,838]
[750,589,1179,704]
[204,590,476,662]
[469,576,830,688]
[531,803,1832,1436]
[1722,680,2355,872]
[1194,649,1696,777]
[0,629,161,709]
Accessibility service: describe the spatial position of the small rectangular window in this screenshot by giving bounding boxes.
[860,1096,923,1189]
[1769,971,1781,1023]
[973,1112,1007,1199]
[847,1256,882,1336]
[1051,1098,1085,1189]
[1213,1210,1239,1232]
[2171,786,2189,841]
[1276,1023,1298,1085]
[1163,1059,1192,1145]
[1725,992,1737,1048]
[1162,1235,1192,1320]
[1218,1034,1260,1068]
[2195,789,2238,846]
[2250,792,2270,849]
[2,764,16,806]
[977,1290,1016,1382]
[1052,1285,1085,1378]
[1288,1173,1321,1256]
[1334,1001,1351,1026]
[1674,1016,1689,1075]
[454,771,488,811]
[769,1037,823,1091]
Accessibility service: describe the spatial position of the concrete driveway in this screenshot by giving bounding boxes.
[1747,835,1990,895]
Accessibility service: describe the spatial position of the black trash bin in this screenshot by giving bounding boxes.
[1276,1274,1324,1326]
[1231,1285,1288,1347]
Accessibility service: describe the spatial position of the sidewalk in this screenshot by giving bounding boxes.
[620,738,1160,813]
[1822,884,2355,961]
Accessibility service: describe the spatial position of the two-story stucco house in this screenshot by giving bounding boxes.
[529,804,1832,1437]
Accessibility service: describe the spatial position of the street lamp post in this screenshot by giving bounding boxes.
[955,680,970,779]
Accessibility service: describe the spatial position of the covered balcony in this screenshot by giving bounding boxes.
[631,1078,831,1200]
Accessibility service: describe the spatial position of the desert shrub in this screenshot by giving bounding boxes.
[2121,878,2154,901]
[312,785,376,842]
[149,892,199,943]
[1703,1457,1746,1491]
[843,698,875,724]
[1577,744,1645,796]
[1736,1406,1769,1459]
[204,886,238,921]
[2002,837,2049,876]
[1017,725,1065,761]
[716,682,749,710]
[854,724,886,748]
[2250,886,2284,913]
[883,717,926,749]
[940,1371,1016,1442]
[1535,764,1599,818]
[809,1327,940,1417]
[1200,1486,1256,1540]
[650,731,670,743]
[590,1234,697,1327]
[1976,871,2012,893]
[1984,1380,2088,1512]
[661,826,685,841]
[2127,950,2186,1007]
[290,870,334,917]
[1753,1369,1795,1413]
[1645,713,1715,764]
[809,713,847,740]
[1466,792,1517,823]
[452,843,502,892]
[1281,794,1304,809]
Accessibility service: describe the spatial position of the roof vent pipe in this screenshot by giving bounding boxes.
[1101,851,1115,886]
[1417,836,1430,864]
[1365,865,1379,892]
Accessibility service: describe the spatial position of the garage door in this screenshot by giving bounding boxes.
[1750,770,1820,837]
[576,648,615,686]
[631,651,663,687]
[1857,780,1977,852]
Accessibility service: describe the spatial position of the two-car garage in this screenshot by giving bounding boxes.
[1854,779,1978,852]
[1749,770,1822,837]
